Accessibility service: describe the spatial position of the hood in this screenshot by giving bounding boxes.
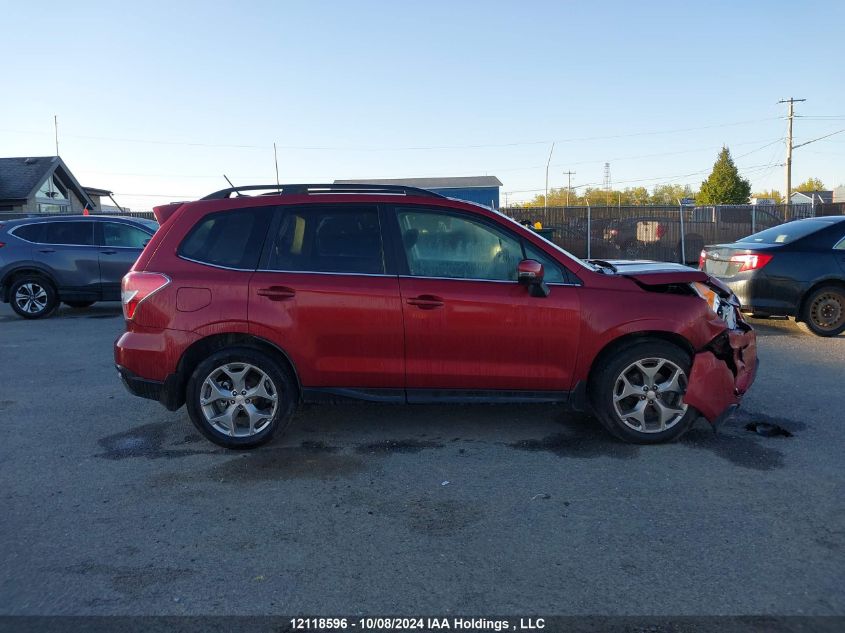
[593,259,709,285]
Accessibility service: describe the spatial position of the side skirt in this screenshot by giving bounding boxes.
[302,387,572,405]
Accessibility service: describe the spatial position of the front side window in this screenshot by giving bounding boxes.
[43,221,93,246]
[396,208,522,281]
[265,206,384,274]
[523,242,566,284]
[103,222,152,248]
[179,207,272,270]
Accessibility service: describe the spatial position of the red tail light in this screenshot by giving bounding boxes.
[698,249,706,270]
[121,272,170,320]
[729,253,773,273]
[656,223,667,239]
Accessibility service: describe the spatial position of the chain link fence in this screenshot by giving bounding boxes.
[505,203,845,264]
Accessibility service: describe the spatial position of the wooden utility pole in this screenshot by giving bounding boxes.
[563,170,575,206]
[779,97,806,206]
[544,143,555,212]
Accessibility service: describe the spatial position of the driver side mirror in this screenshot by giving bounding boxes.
[518,259,550,298]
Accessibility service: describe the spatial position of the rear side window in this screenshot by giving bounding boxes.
[265,206,384,274]
[44,221,94,246]
[179,207,272,270]
[742,219,833,244]
[12,224,46,242]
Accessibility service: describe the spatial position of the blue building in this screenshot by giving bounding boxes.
[335,176,502,209]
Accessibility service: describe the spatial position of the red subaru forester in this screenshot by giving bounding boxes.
[115,184,757,448]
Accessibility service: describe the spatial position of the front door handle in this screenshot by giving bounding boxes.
[257,286,296,301]
[406,294,444,310]
[38,248,55,253]
[100,249,118,255]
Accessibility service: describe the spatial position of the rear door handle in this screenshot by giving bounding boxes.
[257,286,296,301]
[406,294,444,310]
[100,249,118,255]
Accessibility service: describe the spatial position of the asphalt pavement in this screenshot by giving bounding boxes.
[0,302,843,616]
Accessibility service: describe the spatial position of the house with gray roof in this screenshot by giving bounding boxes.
[335,176,503,209]
[0,156,103,216]
[789,190,833,205]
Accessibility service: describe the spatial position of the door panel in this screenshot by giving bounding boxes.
[249,272,405,387]
[399,277,580,391]
[390,206,581,392]
[250,204,404,388]
[38,221,100,297]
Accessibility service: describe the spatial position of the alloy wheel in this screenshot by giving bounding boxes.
[612,357,688,433]
[14,282,49,315]
[199,363,279,437]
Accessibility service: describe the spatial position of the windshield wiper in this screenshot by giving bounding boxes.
[587,259,618,273]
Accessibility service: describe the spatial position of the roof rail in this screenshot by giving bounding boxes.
[200,183,446,201]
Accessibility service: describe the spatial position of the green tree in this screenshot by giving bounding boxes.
[794,177,826,192]
[650,184,694,204]
[752,189,782,202]
[697,147,751,204]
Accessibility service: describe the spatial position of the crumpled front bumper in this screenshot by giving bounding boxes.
[684,325,758,423]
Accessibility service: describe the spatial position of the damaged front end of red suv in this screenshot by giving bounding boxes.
[684,314,758,426]
[616,264,759,427]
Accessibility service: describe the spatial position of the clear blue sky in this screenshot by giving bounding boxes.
[2,0,843,210]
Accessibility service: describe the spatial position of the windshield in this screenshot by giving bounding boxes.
[740,219,833,245]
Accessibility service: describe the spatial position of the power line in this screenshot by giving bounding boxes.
[0,115,784,152]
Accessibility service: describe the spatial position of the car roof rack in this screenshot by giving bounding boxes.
[200,183,447,201]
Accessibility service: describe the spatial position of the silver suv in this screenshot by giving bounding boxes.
[0,215,157,319]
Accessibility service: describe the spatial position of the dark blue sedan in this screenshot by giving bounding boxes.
[700,216,845,336]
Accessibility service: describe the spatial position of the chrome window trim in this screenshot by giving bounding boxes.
[252,267,580,286]
[834,234,845,250]
[178,255,255,272]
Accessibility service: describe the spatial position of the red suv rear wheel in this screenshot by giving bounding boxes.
[185,347,297,448]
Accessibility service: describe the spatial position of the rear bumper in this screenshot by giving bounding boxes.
[717,275,797,317]
[684,325,758,423]
[114,326,195,411]
[117,365,184,411]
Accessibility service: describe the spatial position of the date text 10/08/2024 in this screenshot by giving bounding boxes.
[289,618,546,631]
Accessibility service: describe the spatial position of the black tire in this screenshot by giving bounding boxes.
[8,275,58,319]
[64,301,95,309]
[589,340,698,444]
[797,285,845,337]
[185,346,298,449]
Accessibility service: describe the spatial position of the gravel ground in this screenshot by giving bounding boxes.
[0,302,842,616]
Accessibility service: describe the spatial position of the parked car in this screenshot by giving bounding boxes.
[0,215,158,318]
[606,207,784,264]
[700,215,845,336]
[115,183,757,448]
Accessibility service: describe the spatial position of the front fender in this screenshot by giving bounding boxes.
[685,326,758,422]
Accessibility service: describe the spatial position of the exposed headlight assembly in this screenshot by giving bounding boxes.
[691,281,737,329]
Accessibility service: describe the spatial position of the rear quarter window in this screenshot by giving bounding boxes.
[178,207,272,270]
[11,223,46,242]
